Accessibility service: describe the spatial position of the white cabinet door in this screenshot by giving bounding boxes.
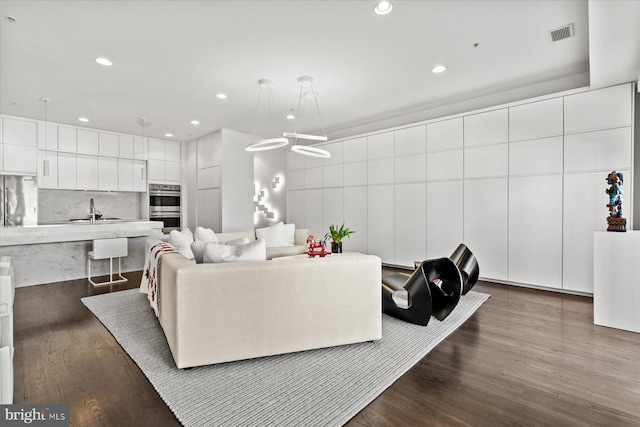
[509,136,563,176]
[395,183,426,267]
[426,180,464,259]
[197,166,221,189]
[287,190,306,229]
[323,141,343,165]
[76,154,98,189]
[165,161,181,182]
[344,161,367,187]
[203,133,221,167]
[118,158,133,191]
[563,170,631,293]
[148,159,164,182]
[426,149,463,181]
[464,144,508,179]
[148,139,165,160]
[509,97,563,142]
[395,154,426,183]
[58,126,77,151]
[464,109,509,147]
[288,169,305,190]
[99,133,119,156]
[323,164,343,188]
[343,137,367,162]
[165,141,181,161]
[368,185,394,264]
[2,117,37,147]
[133,136,146,159]
[304,189,323,238]
[395,125,426,156]
[2,144,36,174]
[564,127,631,173]
[343,186,368,254]
[37,150,58,189]
[368,158,394,185]
[77,129,99,154]
[287,151,305,171]
[197,188,221,231]
[132,160,147,192]
[304,167,323,189]
[427,117,463,151]
[119,135,134,158]
[564,84,632,134]
[464,178,508,281]
[37,121,58,150]
[367,132,394,159]
[57,152,77,189]
[509,175,563,289]
[98,157,118,190]
[323,188,344,240]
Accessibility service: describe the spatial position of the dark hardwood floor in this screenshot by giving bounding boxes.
[13,269,640,427]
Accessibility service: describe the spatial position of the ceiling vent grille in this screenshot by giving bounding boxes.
[548,23,574,42]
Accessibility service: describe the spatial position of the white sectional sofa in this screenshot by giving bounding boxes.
[157,252,382,368]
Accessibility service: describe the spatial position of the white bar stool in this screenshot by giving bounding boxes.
[88,238,128,286]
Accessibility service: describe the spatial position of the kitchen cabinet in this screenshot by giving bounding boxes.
[165,141,181,162]
[133,136,146,159]
[98,157,118,190]
[76,154,98,190]
[57,152,77,189]
[99,133,119,157]
[118,158,133,191]
[77,129,99,154]
[37,150,58,189]
[197,188,221,231]
[2,144,36,175]
[57,126,77,151]
[2,117,37,147]
[165,161,181,182]
[148,138,165,160]
[149,159,180,184]
[119,135,134,158]
[132,160,147,192]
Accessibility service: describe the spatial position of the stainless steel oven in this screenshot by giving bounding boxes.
[149,184,181,233]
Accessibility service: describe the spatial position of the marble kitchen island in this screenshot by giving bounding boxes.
[0,221,164,287]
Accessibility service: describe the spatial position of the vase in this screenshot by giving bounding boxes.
[331,242,343,254]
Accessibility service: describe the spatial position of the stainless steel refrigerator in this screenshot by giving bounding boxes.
[1,175,38,226]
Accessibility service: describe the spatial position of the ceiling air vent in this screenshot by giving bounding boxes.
[548,23,574,42]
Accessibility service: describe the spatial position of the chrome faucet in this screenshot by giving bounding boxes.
[89,198,96,224]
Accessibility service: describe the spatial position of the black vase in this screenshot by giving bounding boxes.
[331,242,343,253]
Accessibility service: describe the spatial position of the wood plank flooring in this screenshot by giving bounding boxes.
[12,269,640,427]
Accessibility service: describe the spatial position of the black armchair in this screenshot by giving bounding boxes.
[382,262,433,326]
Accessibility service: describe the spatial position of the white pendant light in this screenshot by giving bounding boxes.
[285,76,330,158]
[246,79,289,152]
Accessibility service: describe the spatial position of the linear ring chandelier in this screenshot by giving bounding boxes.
[245,79,289,152]
[285,76,330,158]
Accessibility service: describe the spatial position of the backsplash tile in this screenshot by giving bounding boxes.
[39,189,144,224]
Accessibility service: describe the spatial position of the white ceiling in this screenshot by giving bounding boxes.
[0,1,637,143]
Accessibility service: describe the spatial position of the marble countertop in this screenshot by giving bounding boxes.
[0,221,164,246]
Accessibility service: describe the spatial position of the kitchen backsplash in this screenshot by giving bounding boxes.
[38,189,143,224]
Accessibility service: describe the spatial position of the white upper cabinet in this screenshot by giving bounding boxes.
[77,129,99,154]
[37,150,58,188]
[3,144,36,174]
[119,135,134,158]
[148,138,165,160]
[132,160,147,191]
[198,133,220,168]
[164,161,181,182]
[394,125,426,156]
[564,84,632,134]
[367,132,394,159]
[165,141,181,162]
[98,157,118,190]
[133,136,146,159]
[509,136,563,176]
[2,117,37,147]
[509,97,563,142]
[76,154,98,190]
[464,144,508,178]
[99,132,119,157]
[564,127,631,172]
[57,152,76,189]
[427,118,463,151]
[118,158,134,191]
[426,149,463,182]
[464,109,508,147]
[58,126,77,151]
[343,137,367,162]
[37,122,58,150]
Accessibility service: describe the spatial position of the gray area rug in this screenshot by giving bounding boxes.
[82,289,489,427]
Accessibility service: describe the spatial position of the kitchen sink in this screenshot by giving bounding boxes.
[69,218,123,224]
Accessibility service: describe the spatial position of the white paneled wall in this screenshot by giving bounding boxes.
[286,83,634,294]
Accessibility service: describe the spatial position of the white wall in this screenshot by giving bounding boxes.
[220,129,254,232]
[253,148,287,228]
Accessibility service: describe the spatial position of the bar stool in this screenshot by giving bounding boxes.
[88,238,128,286]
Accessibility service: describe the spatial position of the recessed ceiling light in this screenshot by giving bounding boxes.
[165,133,174,137]
[95,57,112,66]
[286,114,295,120]
[190,120,200,125]
[374,1,393,15]
[215,93,227,99]
[78,117,89,122]
[432,65,447,73]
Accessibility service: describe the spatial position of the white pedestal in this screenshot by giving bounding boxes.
[593,231,640,333]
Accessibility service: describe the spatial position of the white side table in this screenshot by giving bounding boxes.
[593,231,640,333]
[88,238,129,286]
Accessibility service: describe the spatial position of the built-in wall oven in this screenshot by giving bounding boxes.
[149,184,181,233]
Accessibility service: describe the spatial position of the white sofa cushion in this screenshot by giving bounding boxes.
[194,226,218,243]
[203,238,267,263]
[168,229,195,259]
[256,222,294,248]
[192,237,251,264]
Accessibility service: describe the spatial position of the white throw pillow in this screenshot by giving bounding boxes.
[256,222,294,248]
[194,226,218,242]
[222,237,251,246]
[203,239,267,263]
[191,237,251,264]
[168,229,195,259]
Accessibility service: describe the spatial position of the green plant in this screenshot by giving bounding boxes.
[324,223,355,244]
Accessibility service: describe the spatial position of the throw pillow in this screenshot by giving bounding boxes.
[194,226,218,242]
[191,238,251,263]
[255,222,294,248]
[202,239,267,263]
[168,229,195,259]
